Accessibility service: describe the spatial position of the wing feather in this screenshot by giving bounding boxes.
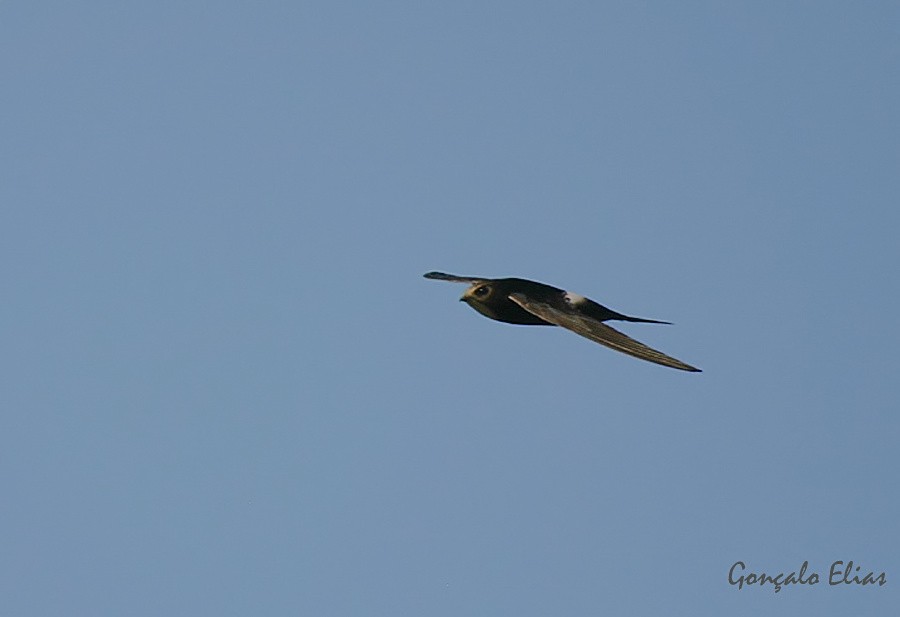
[423,271,484,283]
[509,293,701,372]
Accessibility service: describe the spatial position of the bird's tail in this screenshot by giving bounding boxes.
[619,315,671,325]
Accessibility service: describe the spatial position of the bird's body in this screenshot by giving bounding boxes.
[424,271,700,372]
[457,278,558,325]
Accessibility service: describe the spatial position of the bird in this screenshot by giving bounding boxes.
[424,271,701,372]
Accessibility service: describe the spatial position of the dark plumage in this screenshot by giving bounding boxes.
[424,271,701,372]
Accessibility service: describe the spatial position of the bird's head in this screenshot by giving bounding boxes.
[459,282,504,320]
[460,282,493,305]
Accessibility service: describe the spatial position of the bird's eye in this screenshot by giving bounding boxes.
[473,285,489,297]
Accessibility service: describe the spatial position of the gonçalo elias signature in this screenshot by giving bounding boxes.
[729,560,886,593]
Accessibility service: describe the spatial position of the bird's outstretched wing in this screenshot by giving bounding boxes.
[424,271,484,283]
[508,293,701,372]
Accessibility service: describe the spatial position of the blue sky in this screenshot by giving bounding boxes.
[2,2,898,615]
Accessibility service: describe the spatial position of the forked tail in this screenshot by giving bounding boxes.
[618,314,671,325]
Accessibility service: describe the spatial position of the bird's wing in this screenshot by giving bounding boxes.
[423,271,484,283]
[508,293,701,372]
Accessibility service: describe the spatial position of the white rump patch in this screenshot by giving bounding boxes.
[564,291,587,305]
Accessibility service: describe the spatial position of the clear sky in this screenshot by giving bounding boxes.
[2,2,898,615]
